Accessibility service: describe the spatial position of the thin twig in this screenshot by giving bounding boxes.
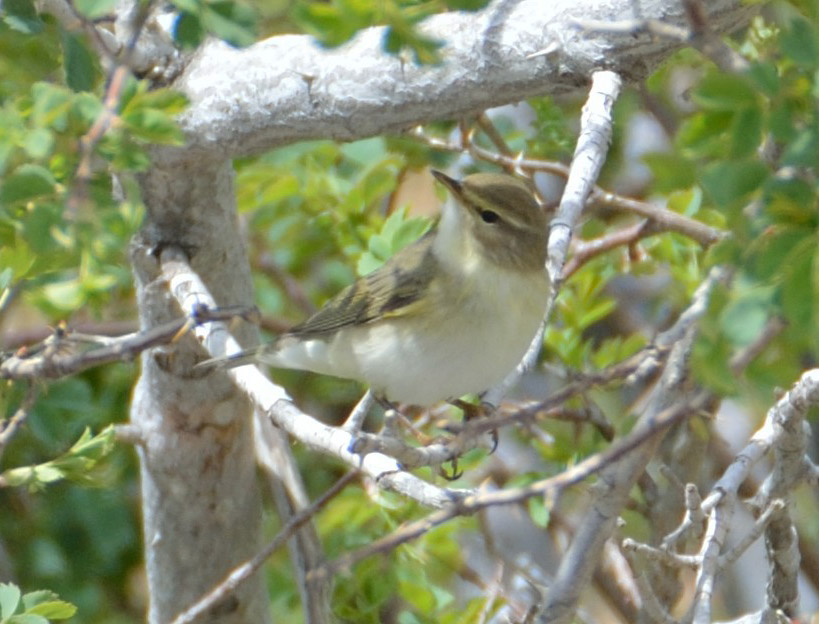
[309,390,711,583]
[0,384,38,464]
[169,470,358,624]
[0,306,249,380]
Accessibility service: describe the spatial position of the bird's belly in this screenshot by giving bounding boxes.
[343,277,546,405]
[270,270,548,405]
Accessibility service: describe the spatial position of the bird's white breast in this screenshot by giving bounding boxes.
[270,256,549,405]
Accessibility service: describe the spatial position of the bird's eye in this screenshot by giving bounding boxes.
[480,210,500,224]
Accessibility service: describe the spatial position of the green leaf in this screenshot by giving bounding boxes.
[122,109,185,144]
[643,153,696,193]
[782,127,819,168]
[0,426,116,490]
[729,107,763,159]
[765,178,816,226]
[20,591,59,611]
[0,164,56,205]
[0,583,22,618]
[31,83,72,130]
[201,1,256,48]
[22,128,55,160]
[444,0,490,9]
[700,160,768,208]
[781,17,819,69]
[694,73,759,111]
[73,0,118,19]
[122,86,188,116]
[174,12,206,48]
[2,0,44,34]
[748,61,779,97]
[527,496,550,528]
[781,235,815,328]
[25,600,76,619]
[291,1,373,48]
[749,225,811,280]
[60,29,97,92]
[40,280,85,312]
[676,111,733,158]
[719,286,775,346]
[577,298,616,329]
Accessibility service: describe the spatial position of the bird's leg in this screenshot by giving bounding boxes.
[448,398,499,453]
[375,395,431,445]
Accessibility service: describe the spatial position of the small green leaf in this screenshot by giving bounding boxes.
[73,0,118,19]
[700,160,768,208]
[748,61,779,97]
[0,583,22,618]
[729,107,763,159]
[643,153,696,193]
[31,83,73,131]
[577,299,616,329]
[22,128,55,160]
[527,497,550,528]
[676,111,733,158]
[26,600,76,619]
[719,287,774,346]
[201,1,256,48]
[122,109,185,144]
[41,280,85,311]
[61,29,97,92]
[0,164,56,205]
[174,11,205,48]
[21,590,59,611]
[782,128,819,168]
[781,17,819,69]
[444,0,490,9]
[694,73,759,111]
[781,236,815,328]
[2,0,44,34]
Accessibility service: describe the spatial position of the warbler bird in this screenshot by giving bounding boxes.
[205,170,549,406]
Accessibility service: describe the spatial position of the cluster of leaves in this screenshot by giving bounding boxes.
[0,583,76,623]
[0,17,185,316]
[642,12,819,398]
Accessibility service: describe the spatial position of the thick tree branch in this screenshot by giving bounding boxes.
[158,0,752,163]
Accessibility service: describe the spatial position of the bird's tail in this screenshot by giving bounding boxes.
[194,347,263,371]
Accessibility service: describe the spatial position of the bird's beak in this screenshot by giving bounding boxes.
[431,170,462,197]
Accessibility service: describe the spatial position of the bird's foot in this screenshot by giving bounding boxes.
[447,399,499,453]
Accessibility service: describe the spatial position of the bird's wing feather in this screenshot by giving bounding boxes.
[288,232,438,337]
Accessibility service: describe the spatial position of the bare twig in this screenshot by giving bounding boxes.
[169,470,357,624]
[691,495,734,624]
[562,219,658,278]
[309,389,711,583]
[720,499,785,567]
[342,390,375,433]
[0,307,247,380]
[0,384,37,464]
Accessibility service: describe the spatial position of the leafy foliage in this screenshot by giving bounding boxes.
[0,583,77,623]
[1,0,819,622]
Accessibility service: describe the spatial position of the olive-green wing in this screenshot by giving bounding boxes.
[288,232,437,338]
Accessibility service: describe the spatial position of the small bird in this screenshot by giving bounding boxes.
[206,170,550,406]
